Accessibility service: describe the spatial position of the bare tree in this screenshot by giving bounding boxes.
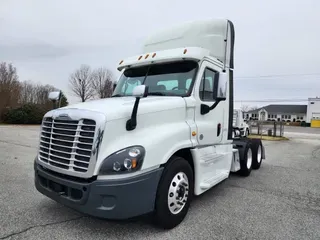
[240,105,250,112]
[19,80,36,104]
[0,62,21,114]
[19,81,56,106]
[91,67,114,98]
[249,106,259,111]
[68,64,95,102]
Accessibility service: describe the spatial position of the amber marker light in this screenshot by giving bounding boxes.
[131,158,137,169]
[192,131,197,136]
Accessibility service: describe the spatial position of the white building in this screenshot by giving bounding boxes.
[245,104,307,123]
[307,97,320,127]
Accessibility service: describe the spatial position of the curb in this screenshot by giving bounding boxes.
[248,135,289,141]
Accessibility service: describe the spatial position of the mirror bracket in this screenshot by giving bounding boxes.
[200,97,226,115]
[126,85,148,131]
[126,97,140,131]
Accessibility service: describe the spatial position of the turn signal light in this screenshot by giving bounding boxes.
[132,158,137,168]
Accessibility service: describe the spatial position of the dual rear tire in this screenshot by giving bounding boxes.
[238,139,263,176]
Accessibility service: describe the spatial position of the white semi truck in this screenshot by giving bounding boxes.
[233,109,250,137]
[34,18,265,229]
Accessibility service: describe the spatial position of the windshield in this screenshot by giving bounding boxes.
[112,60,198,97]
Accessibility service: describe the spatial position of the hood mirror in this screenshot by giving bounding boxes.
[132,85,148,98]
[48,91,62,109]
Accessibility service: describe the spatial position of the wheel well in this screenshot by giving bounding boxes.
[162,148,194,175]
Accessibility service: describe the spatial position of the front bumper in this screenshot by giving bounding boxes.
[34,162,163,219]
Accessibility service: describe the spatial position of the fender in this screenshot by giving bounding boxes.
[93,107,193,176]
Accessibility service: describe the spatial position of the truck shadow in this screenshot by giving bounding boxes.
[39,173,248,238]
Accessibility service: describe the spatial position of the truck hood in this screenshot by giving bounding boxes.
[59,96,186,121]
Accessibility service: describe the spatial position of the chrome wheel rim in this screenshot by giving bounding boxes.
[168,172,189,215]
[257,145,262,163]
[247,148,252,169]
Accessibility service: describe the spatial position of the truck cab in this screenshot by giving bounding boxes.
[34,18,265,229]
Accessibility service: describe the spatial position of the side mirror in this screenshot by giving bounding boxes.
[214,72,227,100]
[132,85,148,98]
[48,91,62,109]
[201,72,228,115]
[48,91,61,101]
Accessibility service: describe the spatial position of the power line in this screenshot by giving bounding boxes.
[235,98,308,102]
[235,73,320,79]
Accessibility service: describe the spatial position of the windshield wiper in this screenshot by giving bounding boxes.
[147,92,166,96]
[111,94,123,97]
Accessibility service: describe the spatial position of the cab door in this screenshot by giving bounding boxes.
[194,60,225,146]
[192,60,229,190]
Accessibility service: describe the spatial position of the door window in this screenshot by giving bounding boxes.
[199,68,217,101]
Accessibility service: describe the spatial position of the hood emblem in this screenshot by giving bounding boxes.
[55,113,72,120]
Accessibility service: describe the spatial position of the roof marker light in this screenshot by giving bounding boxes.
[138,55,143,60]
[183,49,187,54]
[119,60,124,65]
[145,54,149,59]
[152,53,156,58]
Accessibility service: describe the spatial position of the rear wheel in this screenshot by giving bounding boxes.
[154,156,194,229]
[238,143,253,176]
[252,140,263,169]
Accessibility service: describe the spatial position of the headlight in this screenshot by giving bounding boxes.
[98,146,145,175]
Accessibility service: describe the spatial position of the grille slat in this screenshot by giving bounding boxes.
[45,135,93,146]
[48,156,70,166]
[40,141,92,155]
[38,117,96,173]
[73,158,90,164]
[40,144,92,159]
[46,126,95,133]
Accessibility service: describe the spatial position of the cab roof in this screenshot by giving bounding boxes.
[143,18,235,69]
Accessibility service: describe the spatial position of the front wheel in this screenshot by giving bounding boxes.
[154,156,194,229]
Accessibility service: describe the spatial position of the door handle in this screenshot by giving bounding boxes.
[217,123,221,136]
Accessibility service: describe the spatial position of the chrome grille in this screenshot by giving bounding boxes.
[38,117,96,173]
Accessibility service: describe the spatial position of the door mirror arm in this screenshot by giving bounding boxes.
[200,97,226,115]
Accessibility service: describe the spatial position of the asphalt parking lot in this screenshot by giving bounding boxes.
[1,125,320,240]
